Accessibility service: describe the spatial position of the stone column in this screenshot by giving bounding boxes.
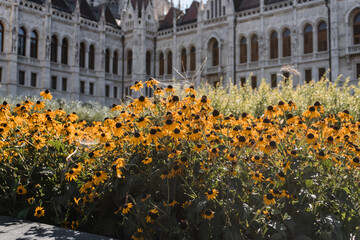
[7,0,19,95]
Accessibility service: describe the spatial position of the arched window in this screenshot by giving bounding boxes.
[167,51,173,75]
[304,24,313,54]
[209,38,219,66]
[146,51,151,75]
[282,29,291,57]
[318,21,327,52]
[105,49,110,73]
[207,10,209,20]
[51,35,58,62]
[270,31,278,59]
[159,52,164,76]
[88,45,95,70]
[113,51,118,74]
[0,23,3,52]
[181,48,187,72]
[240,37,247,63]
[61,38,68,65]
[354,14,360,44]
[127,50,133,75]
[79,42,86,68]
[30,31,38,58]
[251,35,259,62]
[190,47,196,71]
[18,27,26,56]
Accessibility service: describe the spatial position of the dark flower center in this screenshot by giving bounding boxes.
[150,128,157,135]
[134,132,141,138]
[212,110,220,117]
[116,123,122,128]
[267,106,274,111]
[139,96,145,102]
[174,128,180,134]
[266,193,274,200]
[96,172,101,177]
[307,133,314,139]
[309,106,315,112]
[205,209,212,216]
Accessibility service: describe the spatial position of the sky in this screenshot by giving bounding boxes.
[178,0,205,9]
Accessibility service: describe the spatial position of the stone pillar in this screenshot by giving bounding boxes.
[7,0,19,95]
[41,0,52,91]
[70,0,81,100]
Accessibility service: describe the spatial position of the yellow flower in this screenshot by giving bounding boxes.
[28,197,35,204]
[17,185,27,195]
[93,171,108,185]
[276,171,286,182]
[142,157,152,164]
[251,172,265,182]
[264,193,275,205]
[34,206,45,218]
[40,89,53,100]
[145,208,159,223]
[130,81,144,91]
[201,209,214,220]
[65,169,79,181]
[115,203,134,214]
[145,78,160,88]
[205,189,219,201]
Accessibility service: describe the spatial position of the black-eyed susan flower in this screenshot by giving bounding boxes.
[303,106,320,119]
[130,81,144,92]
[165,85,175,94]
[164,199,178,207]
[276,171,286,182]
[252,172,265,182]
[306,132,317,144]
[116,203,134,214]
[350,157,360,167]
[201,209,214,220]
[40,90,53,100]
[17,185,27,195]
[27,197,35,204]
[264,193,275,205]
[145,78,160,88]
[93,171,108,185]
[205,189,219,201]
[34,206,45,218]
[65,169,79,181]
[145,208,159,223]
[142,157,152,164]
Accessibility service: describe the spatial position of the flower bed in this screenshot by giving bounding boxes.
[0,81,359,239]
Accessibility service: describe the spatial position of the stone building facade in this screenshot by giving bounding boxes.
[1,0,360,105]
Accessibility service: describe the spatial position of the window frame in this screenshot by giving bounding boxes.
[30,31,38,58]
[18,27,26,56]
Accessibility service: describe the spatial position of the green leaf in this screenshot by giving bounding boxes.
[17,207,30,220]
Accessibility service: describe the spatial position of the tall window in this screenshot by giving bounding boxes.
[146,51,151,75]
[30,31,38,58]
[127,50,133,75]
[181,48,187,72]
[61,38,68,64]
[18,27,26,56]
[305,69,312,83]
[240,37,247,63]
[113,51,118,74]
[251,76,257,89]
[209,38,219,66]
[159,52,164,75]
[304,24,313,54]
[211,1,214,18]
[88,45,95,70]
[251,35,259,62]
[190,47,196,71]
[105,49,110,73]
[79,42,86,68]
[51,35,58,62]
[317,21,328,52]
[0,23,3,52]
[31,72,37,87]
[219,0,222,16]
[282,29,291,57]
[354,14,360,44]
[270,31,278,59]
[167,51,172,75]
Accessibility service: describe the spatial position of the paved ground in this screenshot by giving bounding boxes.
[0,216,115,240]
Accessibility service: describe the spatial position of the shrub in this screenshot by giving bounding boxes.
[0,81,360,239]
